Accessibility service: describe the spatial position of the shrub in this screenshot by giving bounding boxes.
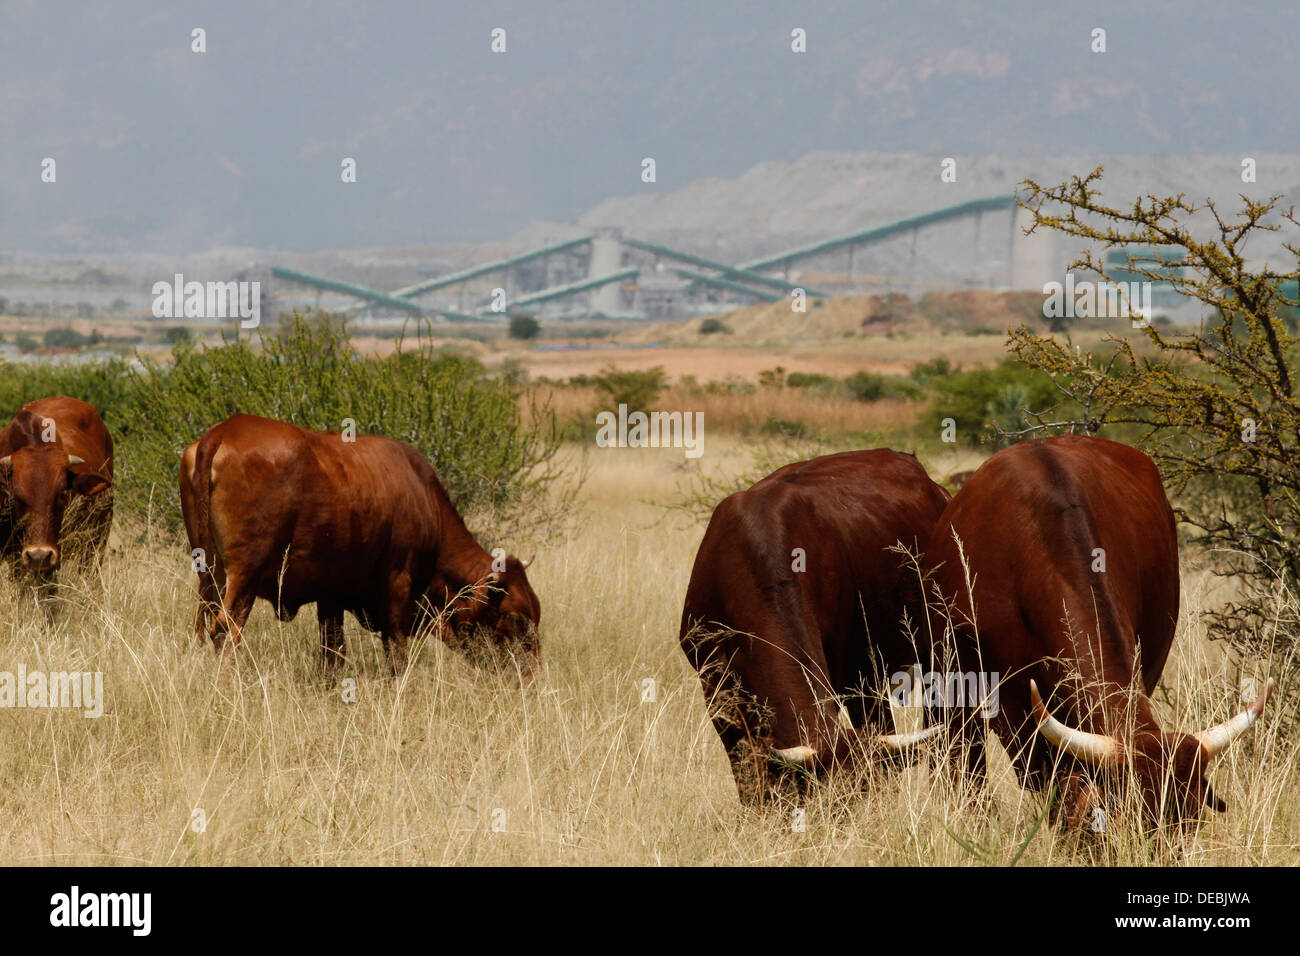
[591,365,666,410]
[843,370,888,402]
[785,372,835,389]
[0,358,134,420]
[698,318,730,335]
[508,314,541,340]
[910,356,955,384]
[1,312,563,533]
[43,327,88,349]
[925,357,1062,446]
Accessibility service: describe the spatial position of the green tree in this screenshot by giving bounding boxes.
[1010,167,1300,675]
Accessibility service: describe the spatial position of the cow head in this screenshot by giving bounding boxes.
[1030,678,1273,828]
[442,555,541,676]
[0,448,111,575]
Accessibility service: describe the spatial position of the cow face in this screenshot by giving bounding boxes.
[443,556,541,675]
[0,447,110,574]
[1031,679,1271,832]
[1131,732,1227,828]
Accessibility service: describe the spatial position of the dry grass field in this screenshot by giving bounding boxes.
[1,438,1295,866]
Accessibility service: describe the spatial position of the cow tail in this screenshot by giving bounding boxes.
[193,432,219,586]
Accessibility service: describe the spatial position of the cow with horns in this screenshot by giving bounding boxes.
[926,435,1272,829]
[680,449,949,804]
[0,397,113,586]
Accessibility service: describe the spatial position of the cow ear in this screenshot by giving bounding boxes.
[1204,783,1228,813]
[70,472,111,497]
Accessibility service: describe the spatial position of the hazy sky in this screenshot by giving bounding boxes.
[4,0,1298,254]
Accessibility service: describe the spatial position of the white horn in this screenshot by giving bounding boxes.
[873,724,942,753]
[770,745,818,767]
[521,554,535,570]
[66,455,86,468]
[1195,679,1274,761]
[1030,679,1123,767]
[0,455,10,469]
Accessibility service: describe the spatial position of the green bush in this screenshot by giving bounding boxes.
[0,313,562,531]
[0,358,135,421]
[508,314,541,340]
[698,318,730,335]
[909,357,955,384]
[43,327,89,349]
[925,357,1062,446]
[843,370,889,402]
[785,372,835,389]
[591,365,666,410]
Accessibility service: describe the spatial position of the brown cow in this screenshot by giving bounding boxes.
[925,435,1271,829]
[0,397,113,584]
[679,449,949,804]
[179,414,540,675]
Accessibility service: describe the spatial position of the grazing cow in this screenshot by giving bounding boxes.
[179,414,540,675]
[0,397,113,583]
[679,449,950,803]
[925,435,1272,829]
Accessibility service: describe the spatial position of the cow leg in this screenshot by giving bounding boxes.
[211,574,255,656]
[719,719,773,808]
[194,567,223,647]
[88,501,112,568]
[708,675,782,807]
[382,573,413,677]
[685,642,771,806]
[318,603,347,672]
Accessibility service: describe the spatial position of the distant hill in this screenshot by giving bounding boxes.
[564,152,1300,256]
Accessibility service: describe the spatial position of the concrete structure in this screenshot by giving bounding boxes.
[269,194,1063,322]
[588,228,625,315]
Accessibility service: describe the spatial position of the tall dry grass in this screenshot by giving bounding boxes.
[0,439,1294,865]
